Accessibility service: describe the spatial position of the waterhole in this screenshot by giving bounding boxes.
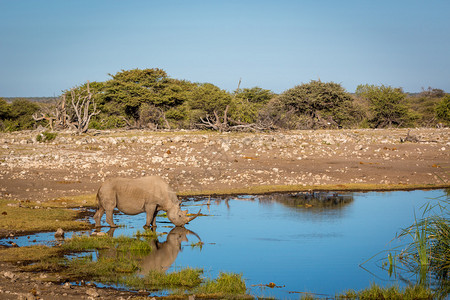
[2,189,446,298]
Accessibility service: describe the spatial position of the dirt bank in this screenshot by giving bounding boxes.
[0,128,449,202]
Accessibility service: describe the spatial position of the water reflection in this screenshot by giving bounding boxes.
[96,227,201,274]
[259,191,353,209]
[1,190,446,298]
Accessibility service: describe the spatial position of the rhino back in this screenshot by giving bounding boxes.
[112,176,174,213]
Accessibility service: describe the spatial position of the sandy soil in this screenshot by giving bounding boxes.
[0,128,449,299]
[0,128,448,202]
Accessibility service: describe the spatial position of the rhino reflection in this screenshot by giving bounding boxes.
[260,191,353,209]
[138,227,200,274]
[97,227,200,275]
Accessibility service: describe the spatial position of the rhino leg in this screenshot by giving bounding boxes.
[93,206,104,227]
[144,204,158,228]
[105,209,117,228]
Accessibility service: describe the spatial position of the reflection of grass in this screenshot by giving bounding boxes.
[0,199,89,232]
[338,283,434,299]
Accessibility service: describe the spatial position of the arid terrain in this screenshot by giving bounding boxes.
[0,128,449,201]
[0,128,449,299]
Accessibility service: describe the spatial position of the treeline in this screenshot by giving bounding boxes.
[1,68,449,132]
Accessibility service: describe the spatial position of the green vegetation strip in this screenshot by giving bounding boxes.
[0,199,90,232]
[335,283,434,300]
[0,233,250,298]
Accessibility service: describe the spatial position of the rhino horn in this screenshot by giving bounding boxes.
[187,209,202,223]
[186,229,201,242]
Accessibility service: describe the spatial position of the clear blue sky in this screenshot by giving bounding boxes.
[1,0,449,97]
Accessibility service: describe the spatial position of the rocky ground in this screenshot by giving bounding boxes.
[0,265,142,300]
[0,128,449,299]
[0,128,449,202]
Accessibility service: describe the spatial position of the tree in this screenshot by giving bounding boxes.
[229,87,274,124]
[2,99,40,131]
[356,84,416,128]
[187,83,232,130]
[0,98,10,120]
[408,87,446,127]
[99,68,196,129]
[436,95,450,125]
[269,80,360,129]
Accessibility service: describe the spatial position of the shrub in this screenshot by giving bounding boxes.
[436,95,450,125]
[356,84,417,128]
[36,131,57,142]
[269,80,361,129]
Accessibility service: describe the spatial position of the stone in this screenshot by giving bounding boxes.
[3,271,15,280]
[86,288,100,298]
[54,228,64,239]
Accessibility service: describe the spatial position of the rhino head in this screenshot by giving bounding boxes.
[167,207,201,227]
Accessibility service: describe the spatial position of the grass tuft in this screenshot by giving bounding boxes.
[195,272,247,296]
[338,283,434,299]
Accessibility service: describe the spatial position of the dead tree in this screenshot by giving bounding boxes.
[198,105,274,132]
[198,105,230,132]
[69,81,100,133]
[32,112,56,130]
[33,81,100,133]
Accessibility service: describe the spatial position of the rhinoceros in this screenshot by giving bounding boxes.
[94,176,200,228]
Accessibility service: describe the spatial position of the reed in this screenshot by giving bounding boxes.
[392,191,449,295]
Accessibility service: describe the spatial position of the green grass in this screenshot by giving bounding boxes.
[0,199,90,232]
[62,234,152,254]
[63,255,140,280]
[142,268,203,289]
[338,283,434,299]
[194,272,248,297]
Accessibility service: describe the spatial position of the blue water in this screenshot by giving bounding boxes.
[172,190,445,298]
[2,189,446,298]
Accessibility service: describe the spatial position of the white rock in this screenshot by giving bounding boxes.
[86,288,100,298]
[3,271,15,280]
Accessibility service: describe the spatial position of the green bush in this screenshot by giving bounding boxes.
[269,80,361,129]
[36,131,57,142]
[0,99,41,131]
[436,95,450,125]
[356,84,417,128]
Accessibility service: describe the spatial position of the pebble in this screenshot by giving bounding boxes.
[86,288,100,297]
